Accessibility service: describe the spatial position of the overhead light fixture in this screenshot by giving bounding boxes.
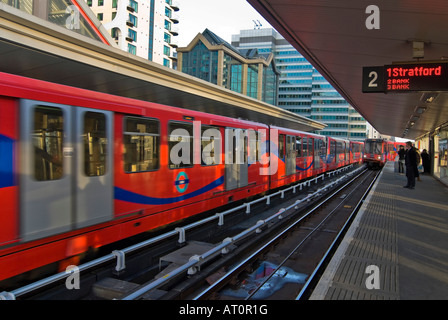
[414,106,427,114]
[420,93,438,103]
[412,41,425,59]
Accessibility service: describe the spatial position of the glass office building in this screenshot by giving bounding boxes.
[232,28,366,140]
[177,29,279,105]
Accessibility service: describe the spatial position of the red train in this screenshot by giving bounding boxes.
[0,72,364,285]
[363,138,405,167]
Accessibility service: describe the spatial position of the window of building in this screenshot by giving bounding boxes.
[129,13,137,27]
[164,19,171,31]
[129,0,138,12]
[97,13,103,21]
[247,64,258,99]
[163,58,170,68]
[164,32,171,43]
[163,45,170,56]
[123,117,160,172]
[181,41,218,85]
[128,29,137,42]
[165,6,172,18]
[128,43,136,55]
[98,0,103,6]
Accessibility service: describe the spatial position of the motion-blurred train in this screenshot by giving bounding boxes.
[0,72,364,285]
[363,138,405,167]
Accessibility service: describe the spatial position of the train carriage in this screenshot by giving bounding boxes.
[0,72,365,286]
[363,138,405,167]
[326,137,350,171]
[0,72,272,283]
[350,141,364,165]
[269,127,327,189]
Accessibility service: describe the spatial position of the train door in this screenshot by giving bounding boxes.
[75,108,113,228]
[225,128,248,190]
[309,137,314,170]
[314,139,322,170]
[285,135,296,175]
[20,100,113,241]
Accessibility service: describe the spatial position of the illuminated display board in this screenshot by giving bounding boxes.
[362,62,448,93]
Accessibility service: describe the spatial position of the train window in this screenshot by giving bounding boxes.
[308,138,314,156]
[201,125,221,166]
[302,137,308,156]
[279,134,285,160]
[33,106,64,181]
[365,141,381,154]
[296,136,302,157]
[248,129,259,164]
[169,121,193,169]
[84,112,107,176]
[124,116,160,172]
[330,140,336,157]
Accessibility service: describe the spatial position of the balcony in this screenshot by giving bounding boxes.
[170,1,180,11]
[169,13,179,24]
[169,25,179,36]
[169,38,178,48]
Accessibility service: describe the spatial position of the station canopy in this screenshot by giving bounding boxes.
[248,0,448,139]
[0,2,324,133]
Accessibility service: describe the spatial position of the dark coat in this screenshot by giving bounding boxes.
[405,147,418,170]
[398,148,405,160]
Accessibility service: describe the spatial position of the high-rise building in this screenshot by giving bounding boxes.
[1,0,113,45]
[85,0,179,68]
[232,28,366,140]
[177,29,279,105]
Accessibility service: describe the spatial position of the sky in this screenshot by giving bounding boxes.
[176,0,273,47]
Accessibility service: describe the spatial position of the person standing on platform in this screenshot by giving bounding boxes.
[415,147,421,181]
[421,149,430,174]
[404,141,418,189]
[398,145,405,173]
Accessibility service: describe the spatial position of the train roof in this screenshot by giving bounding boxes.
[0,5,325,133]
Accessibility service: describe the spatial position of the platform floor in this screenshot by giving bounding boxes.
[310,162,448,300]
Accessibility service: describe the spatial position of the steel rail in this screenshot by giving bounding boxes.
[295,168,381,300]
[1,165,356,300]
[193,166,367,300]
[245,168,373,300]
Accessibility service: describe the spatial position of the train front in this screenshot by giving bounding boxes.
[363,139,385,167]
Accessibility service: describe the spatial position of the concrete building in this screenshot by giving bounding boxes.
[1,0,114,45]
[177,28,279,105]
[86,0,179,68]
[232,28,367,141]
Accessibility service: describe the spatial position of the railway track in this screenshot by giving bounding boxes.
[194,167,379,300]
[1,164,374,300]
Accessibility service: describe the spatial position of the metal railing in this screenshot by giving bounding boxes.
[0,165,357,300]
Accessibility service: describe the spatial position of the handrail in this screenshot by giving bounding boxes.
[1,164,358,300]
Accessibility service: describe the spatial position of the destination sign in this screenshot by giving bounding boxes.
[362,62,448,93]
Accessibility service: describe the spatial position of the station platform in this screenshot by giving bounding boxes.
[310,161,448,300]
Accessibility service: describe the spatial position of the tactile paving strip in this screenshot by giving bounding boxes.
[315,164,400,300]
